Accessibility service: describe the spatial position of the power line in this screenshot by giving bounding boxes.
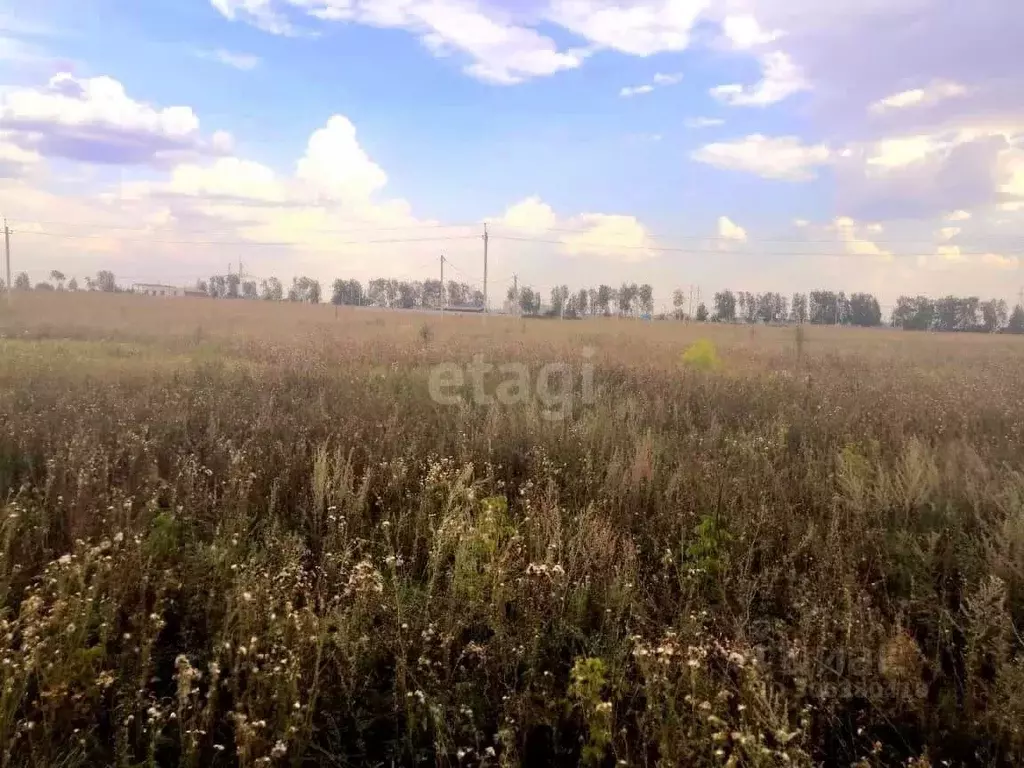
[13,230,480,247]
[489,234,1024,259]
[3,219,479,235]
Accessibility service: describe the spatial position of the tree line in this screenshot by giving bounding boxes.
[8,269,1024,334]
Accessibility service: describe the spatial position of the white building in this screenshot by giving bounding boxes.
[133,283,185,297]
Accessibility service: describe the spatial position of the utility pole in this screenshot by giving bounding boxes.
[4,219,10,301]
[440,254,445,318]
[482,223,489,316]
[513,274,518,317]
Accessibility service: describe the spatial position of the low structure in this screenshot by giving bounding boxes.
[133,283,185,297]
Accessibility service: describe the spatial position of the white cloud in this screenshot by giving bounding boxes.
[721,15,781,49]
[652,72,683,86]
[496,196,656,261]
[560,213,654,261]
[0,134,40,176]
[936,244,965,262]
[981,252,1019,270]
[620,71,683,97]
[295,115,387,201]
[692,134,831,181]
[864,135,947,169]
[197,48,261,70]
[212,0,587,84]
[793,218,809,227]
[685,116,724,128]
[869,80,967,114]
[711,51,808,107]
[136,157,286,203]
[620,84,654,98]
[210,0,294,35]
[938,226,960,240]
[832,216,892,260]
[0,73,221,166]
[946,209,972,221]
[545,0,707,57]
[493,196,557,233]
[717,215,747,242]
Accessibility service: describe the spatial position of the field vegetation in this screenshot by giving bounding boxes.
[1,292,1023,767]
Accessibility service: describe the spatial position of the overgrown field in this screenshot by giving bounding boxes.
[2,292,1024,767]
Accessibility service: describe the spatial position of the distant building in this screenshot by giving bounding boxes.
[133,283,185,297]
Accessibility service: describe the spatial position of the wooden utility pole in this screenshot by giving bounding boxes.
[482,223,489,316]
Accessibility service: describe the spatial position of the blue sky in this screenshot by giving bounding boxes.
[1,0,1022,309]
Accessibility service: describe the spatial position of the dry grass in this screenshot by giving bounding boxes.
[1,292,1023,767]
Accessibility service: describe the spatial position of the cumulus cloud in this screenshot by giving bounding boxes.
[834,129,1015,220]
[692,134,830,181]
[717,215,747,242]
[710,50,808,107]
[721,15,781,50]
[295,116,387,201]
[0,134,40,177]
[493,196,557,233]
[869,80,967,114]
[495,196,656,261]
[832,216,892,261]
[620,71,682,97]
[0,73,226,166]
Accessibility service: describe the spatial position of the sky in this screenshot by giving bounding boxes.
[1,0,1023,311]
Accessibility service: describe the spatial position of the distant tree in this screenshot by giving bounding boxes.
[209,275,226,298]
[980,299,1008,332]
[14,272,30,291]
[195,279,209,296]
[95,270,117,293]
[596,285,612,316]
[619,282,640,316]
[741,291,758,324]
[1007,304,1024,334]
[225,273,241,299]
[470,288,485,308]
[638,284,654,316]
[49,270,66,290]
[713,290,736,322]
[447,281,471,307]
[550,285,569,316]
[332,279,365,306]
[242,280,258,299]
[790,293,808,324]
[518,287,541,315]
[576,288,588,317]
[809,290,841,325]
[289,276,321,304]
[397,281,421,309]
[34,282,54,291]
[933,295,980,332]
[67,277,78,292]
[672,288,686,319]
[849,293,882,327]
[261,277,283,301]
[422,279,443,310]
[892,295,935,331]
[695,302,709,322]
